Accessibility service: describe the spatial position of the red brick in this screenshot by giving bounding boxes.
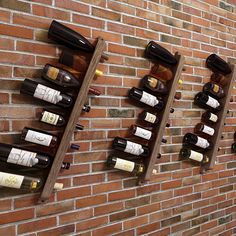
[59,209,93,224]
[124,215,148,230]
[0,24,33,39]
[76,194,106,208]
[76,216,108,232]
[94,202,123,216]
[137,202,161,215]
[37,224,75,236]
[0,52,34,66]
[137,222,160,235]
[73,14,105,29]
[93,181,122,194]
[57,186,91,201]
[0,9,10,22]
[55,0,89,13]
[0,226,15,236]
[108,189,136,201]
[92,223,122,236]
[161,179,182,190]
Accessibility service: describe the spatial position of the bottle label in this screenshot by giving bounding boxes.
[114,158,135,172]
[202,125,215,136]
[189,150,203,162]
[25,130,53,146]
[213,84,219,93]
[41,111,59,125]
[144,112,157,124]
[7,148,38,167]
[0,172,24,189]
[46,66,59,80]
[196,137,209,149]
[209,113,218,122]
[147,77,158,89]
[140,91,159,107]
[34,84,63,104]
[134,127,152,140]
[124,141,144,156]
[206,96,220,108]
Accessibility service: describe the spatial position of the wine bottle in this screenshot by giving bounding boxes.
[194,92,221,111]
[206,54,231,75]
[0,171,42,191]
[61,162,70,170]
[129,87,164,110]
[42,64,101,96]
[59,50,103,77]
[21,127,58,148]
[107,156,145,175]
[82,105,90,112]
[150,64,173,81]
[130,125,153,140]
[145,41,177,65]
[183,133,213,150]
[20,79,73,108]
[139,111,159,124]
[202,82,225,99]
[112,137,149,157]
[40,109,66,127]
[201,111,218,124]
[194,123,215,137]
[180,148,209,163]
[141,75,168,94]
[0,143,50,168]
[210,73,227,86]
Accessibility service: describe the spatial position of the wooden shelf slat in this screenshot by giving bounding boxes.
[38,37,106,203]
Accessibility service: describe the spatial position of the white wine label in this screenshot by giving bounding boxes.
[134,127,152,140]
[0,172,24,189]
[189,150,203,162]
[145,112,157,123]
[25,130,53,146]
[206,95,220,108]
[209,113,218,122]
[140,91,159,107]
[124,141,144,156]
[34,84,63,104]
[196,137,209,149]
[7,148,38,167]
[46,66,59,80]
[114,158,135,172]
[41,111,59,125]
[202,125,215,136]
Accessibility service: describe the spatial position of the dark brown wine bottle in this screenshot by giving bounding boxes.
[194,123,215,137]
[201,111,218,124]
[194,92,221,111]
[150,64,173,81]
[180,148,209,163]
[21,127,59,148]
[183,133,213,150]
[130,125,153,140]
[202,82,225,99]
[107,156,144,175]
[141,75,168,94]
[139,111,159,124]
[210,73,227,86]
[112,137,149,157]
[129,87,164,110]
[145,41,177,65]
[20,79,73,108]
[0,143,50,168]
[40,110,66,127]
[206,54,231,75]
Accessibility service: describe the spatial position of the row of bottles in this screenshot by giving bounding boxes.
[180,54,231,164]
[1,20,104,192]
[107,41,178,175]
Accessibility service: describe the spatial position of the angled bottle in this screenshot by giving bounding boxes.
[112,137,149,157]
[194,92,221,111]
[130,125,153,140]
[180,148,209,163]
[183,133,213,150]
[201,111,218,124]
[150,64,173,81]
[107,156,145,175]
[20,79,73,108]
[129,87,164,110]
[194,123,215,137]
[0,143,50,168]
[139,110,159,124]
[202,82,225,99]
[141,75,168,94]
[40,109,66,127]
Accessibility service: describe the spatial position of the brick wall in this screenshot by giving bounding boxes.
[0,0,236,235]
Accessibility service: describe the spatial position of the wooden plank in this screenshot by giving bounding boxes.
[201,64,236,173]
[38,37,105,203]
[140,53,185,182]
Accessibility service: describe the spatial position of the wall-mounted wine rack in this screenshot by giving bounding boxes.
[38,37,106,203]
[200,64,236,173]
[139,52,185,183]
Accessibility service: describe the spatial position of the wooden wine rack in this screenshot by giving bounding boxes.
[139,52,185,183]
[38,37,106,203]
[200,64,236,173]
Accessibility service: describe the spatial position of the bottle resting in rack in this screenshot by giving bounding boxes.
[201,111,218,124]
[130,125,153,140]
[206,53,231,75]
[21,127,59,148]
[183,133,213,150]
[194,92,221,111]
[129,87,164,110]
[145,41,177,66]
[180,148,209,163]
[112,137,149,157]
[202,82,225,99]
[139,110,159,124]
[194,123,215,137]
[0,143,50,168]
[210,73,227,87]
[40,109,66,127]
[150,64,173,81]
[107,156,145,175]
[141,75,168,94]
[20,79,73,108]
